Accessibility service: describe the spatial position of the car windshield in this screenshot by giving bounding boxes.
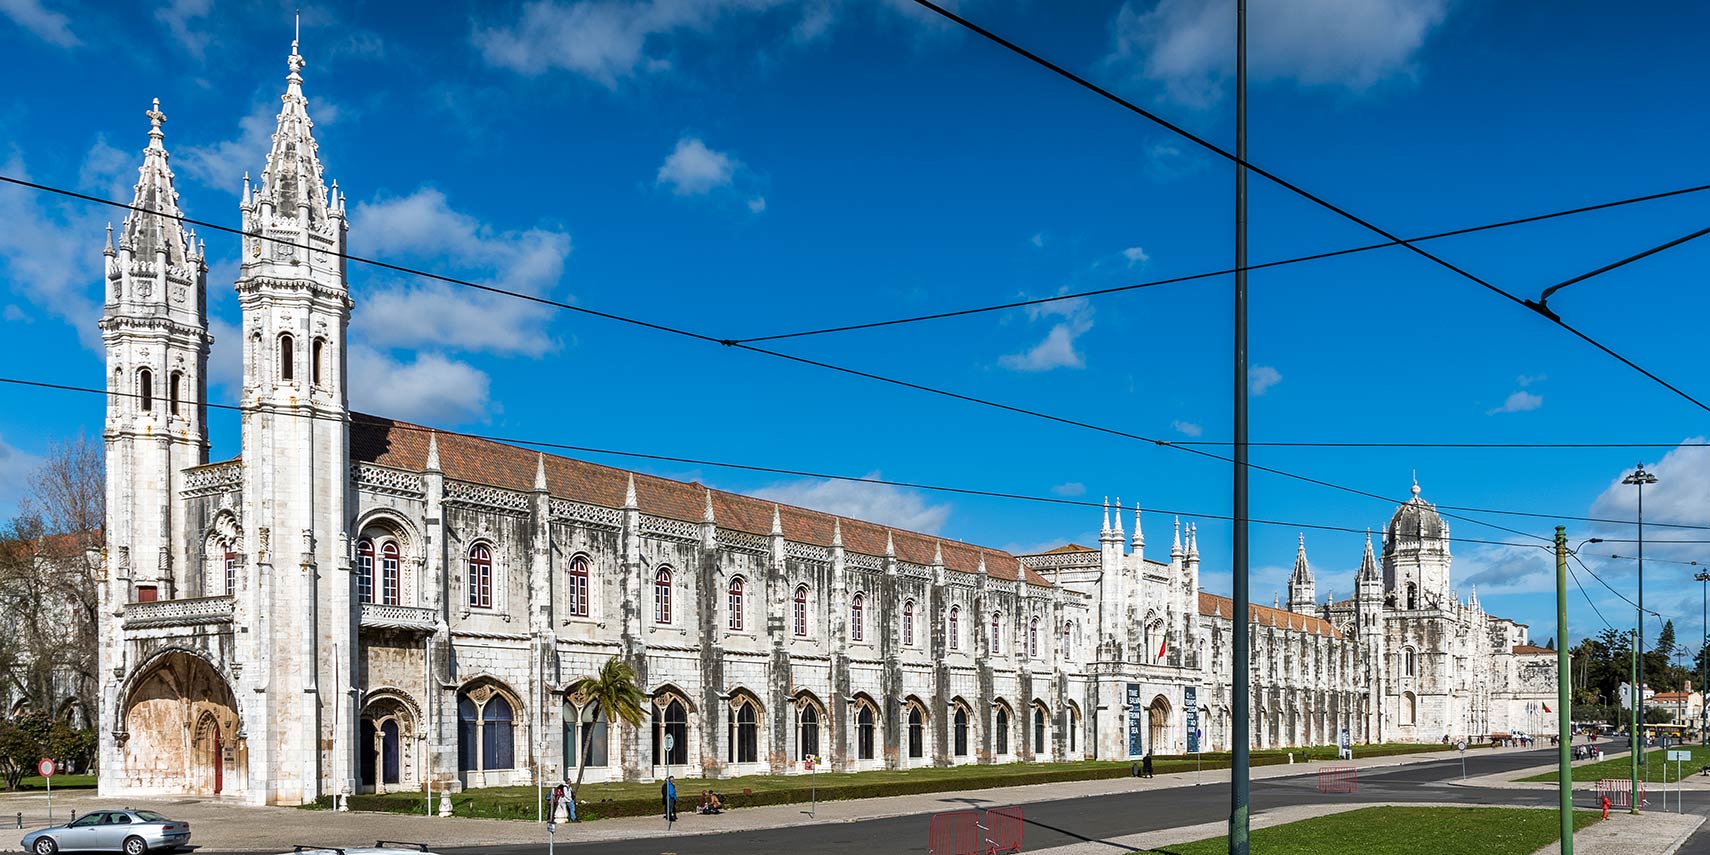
[134,811,171,823]
[68,814,105,828]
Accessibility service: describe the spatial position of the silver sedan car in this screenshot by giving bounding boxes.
[21,809,191,855]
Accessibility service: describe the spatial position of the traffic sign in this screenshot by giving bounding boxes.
[664,733,675,751]
[1456,741,1466,753]
[36,758,54,778]
[1668,750,1690,761]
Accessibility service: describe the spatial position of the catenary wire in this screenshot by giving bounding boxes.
[905,0,1710,415]
[1565,560,1616,631]
[736,183,1710,343]
[0,374,1550,551]
[1570,552,1663,618]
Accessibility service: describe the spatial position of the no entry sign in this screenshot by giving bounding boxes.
[37,758,54,778]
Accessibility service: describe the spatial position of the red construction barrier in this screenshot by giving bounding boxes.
[984,805,1024,855]
[1596,779,1646,809]
[1317,765,1358,793]
[929,809,981,855]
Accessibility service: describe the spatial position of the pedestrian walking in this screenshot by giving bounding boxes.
[663,775,678,822]
[1142,751,1154,778]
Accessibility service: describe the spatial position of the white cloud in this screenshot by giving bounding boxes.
[0,147,116,349]
[155,0,214,60]
[1051,482,1086,497]
[656,137,736,196]
[206,317,242,394]
[1249,364,1282,396]
[1516,373,1547,387]
[1456,543,1556,595]
[1029,232,1046,248]
[751,472,952,535]
[349,187,573,358]
[1104,0,1448,107]
[0,0,79,47]
[1589,442,1710,533]
[1122,246,1150,264]
[177,100,276,191]
[1171,420,1203,437]
[348,346,493,424]
[747,196,767,214]
[0,433,44,520]
[999,295,1095,373]
[2,305,26,322]
[1487,390,1543,415]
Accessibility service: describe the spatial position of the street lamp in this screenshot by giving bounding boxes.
[1698,571,1709,745]
[1622,464,1656,768]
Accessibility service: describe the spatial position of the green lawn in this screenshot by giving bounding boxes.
[1519,743,1710,784]
[12,774,98,791]
[1137,806,1601,855]
[320,742,1459,822]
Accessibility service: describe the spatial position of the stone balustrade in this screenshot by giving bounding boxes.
[122,595,236,629]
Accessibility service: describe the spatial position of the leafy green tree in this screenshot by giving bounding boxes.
[0,712,53,790]
[564,657,647,801]
[1643,706,1674,725]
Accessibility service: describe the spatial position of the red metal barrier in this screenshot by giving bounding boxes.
[1317,765,1358,793]
[929,809,981,855]
[1596,779,1646,809]
[984,806,1024,855]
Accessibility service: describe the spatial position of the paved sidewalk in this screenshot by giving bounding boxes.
[1462,747,1710,793]
[0,749,1458,852]
[1029,802,1703,855]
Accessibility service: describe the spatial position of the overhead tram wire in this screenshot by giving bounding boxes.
[1565,560,1617,632]
[0,374,1545,551]
[0,177,1563,541]
[904,0,1710,415]
[1569,552,1664,619]
[733,182,1710,344]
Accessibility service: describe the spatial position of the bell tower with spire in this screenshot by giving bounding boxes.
[1286,533,1316,614]
[100,98,211,603]
[234,24,353,805]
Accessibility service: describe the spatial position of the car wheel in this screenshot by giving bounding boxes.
[123,836,148,855]
[33,838,57,855]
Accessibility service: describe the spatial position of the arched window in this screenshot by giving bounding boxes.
[138,368,153,412]
[953,705,969,756]
[652,697,688,765]
[1406,582,1418,611]
[380,541,401,606]
[279,333,294,381]
[728,697,758,763]
[798,703,820,759]
[357,539,375,604]
[727,576,744,631]
[1402,691,1418,726]
[850,594,865,642]
[857,703,876,760]
[1029,618,1039,658]
[565,699,607,771]
[568,555,590,618]
[948,606,961,651]
[903,599,915,647]
[1403,648,1416,677]
[311,338,325,387]
[1068,705,1079,753]
[991,612,1002,655]
[482,695,515,769]
[457,696,478,771]
[995,705,1010,755]
[908,705,924,758]
[468,544,493,609]
[223,541,238,595]
[655,568,673,624]
[1033,706,1047,754]
[793,586,809,637]
[1063,621,1073,658]
[169,371,182,416]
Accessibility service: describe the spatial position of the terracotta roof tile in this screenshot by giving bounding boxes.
[1031,543,1097,555]
[1198,591,1341,638]
[349,413,1052,588]
[1512,644,1554,655]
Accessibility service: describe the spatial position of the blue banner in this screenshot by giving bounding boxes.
[1126,683,1143,757]
[1184,687,1199,754]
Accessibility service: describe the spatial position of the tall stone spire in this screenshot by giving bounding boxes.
[1170,516,1183,561]
[1100,497,1112,538]
[1131,504,1144,551]
[1112,497,1125,541]
[1287,532,1316,614]
[118,99,200,273]
[256,22,338,225]
[1358,528,1379,582]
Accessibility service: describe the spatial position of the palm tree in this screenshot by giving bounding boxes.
[566,657,647,803]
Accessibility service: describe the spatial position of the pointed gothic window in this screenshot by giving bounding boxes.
[357,539,374,604]
[953,705,969,756]
[568,555,590,618]
[381,541,401,606]
[908,705,924,758]
[1029,618,1039,658]
[991,612,1002,655]
[312,338,325,387]
[996,705,1010,755]
[794,586,809,637]
[727,576,744,631]
[857,703,876,760]
[903,599,915,646]
[850,594,865,642]
[279,334,294,381]
[468,543,493,609]
[1063,621,1073,658]
[138,369,153,412]
[948,606,961,651]
[169,371,182,416]
[654,567,672,624]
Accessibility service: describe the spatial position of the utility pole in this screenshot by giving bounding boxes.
[1631,629,1641,814]
[1554,528,1573,855]
[1228,0,1250,853]
[1624,464,1656,769]
[1698,571,1709,746]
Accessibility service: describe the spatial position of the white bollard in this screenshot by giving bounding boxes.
[1288,752,1294,764]
[439,790,454,817]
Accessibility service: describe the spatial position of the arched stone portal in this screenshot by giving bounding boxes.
[120,651,244,796]
[360,690,420,793]
[1148,695,1171,755]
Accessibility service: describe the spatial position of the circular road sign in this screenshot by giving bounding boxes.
[1457,741,1466,752]
[664,733,675,751]
[37,758,54,778]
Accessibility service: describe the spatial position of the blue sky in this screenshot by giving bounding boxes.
[2,0,1708,653]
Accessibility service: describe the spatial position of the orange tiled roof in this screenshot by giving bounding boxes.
[1198,591,1340,638]
[1032,543,1097,555]
[349,413,1051,588]
[1512,644,1554,655]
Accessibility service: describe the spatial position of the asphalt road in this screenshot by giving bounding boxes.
[436,747,1656,855]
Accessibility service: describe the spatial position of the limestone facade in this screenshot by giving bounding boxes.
[94,36,1558,806]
